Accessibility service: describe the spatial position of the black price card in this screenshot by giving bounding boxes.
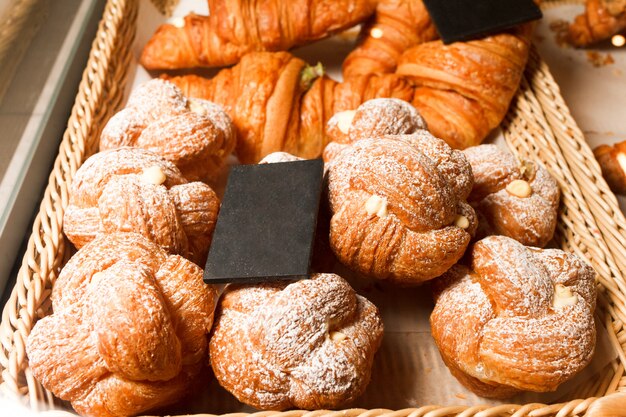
[203,159,324,284]
[422,0,542,44]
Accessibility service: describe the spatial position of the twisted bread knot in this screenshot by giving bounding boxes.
[431,235,596,398]
[100,79,235,184]
[324,98,427,162]
[209,273,383,410]
[327,132,476,285]
[463,144,560,247]
[63,147,219,265]
[26,233,218,417]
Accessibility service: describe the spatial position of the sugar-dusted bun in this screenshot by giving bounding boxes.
[100,79,236,184]
[324,98,426,162]
[27,233,219,417]
[63,147,219,265]
[463,144,560,247]
[210,273,383,410]
[326,132,476,285]
[431,235,596,398]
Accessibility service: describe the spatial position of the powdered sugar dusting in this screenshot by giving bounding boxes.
[326,134,476,283]
[209,273,383,410]
[99,79,235,184]
[259,152,303,164]
[431,235,596,395]
[64,148,219,265]
[463,144,560,247]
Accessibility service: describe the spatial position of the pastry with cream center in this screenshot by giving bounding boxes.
[431,235,596,398]
[463,144,560,248]
[326,132,476,285]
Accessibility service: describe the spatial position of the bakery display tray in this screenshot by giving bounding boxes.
[2,0,626,416]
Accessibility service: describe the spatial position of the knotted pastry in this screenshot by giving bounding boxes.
[342,0,438,78]
[210,273,383,410]
[326,133,477,285]
[140,0,377,70]
[63,147,219,265]
[463,144,560,247]
[593,140,626,195]
[568,0,626,47]
[323,98,426,162]
[431,235,596,398]
[27,233,219,417]
[100,79,235,184]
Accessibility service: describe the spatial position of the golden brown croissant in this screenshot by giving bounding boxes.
[463,144,560,247]
[568,0,626,47]
[63,147,219,265]
[100,79,236,184]
[342,0,438,78]
[594,140,626,195]
[209,273,383,410]
[396,25,532,149]
[163,53,420,163]
[140,0,377,70]
[326,133,477,285]
[431,235,596,398]
[166,32,530,156]
[27,233,219,417]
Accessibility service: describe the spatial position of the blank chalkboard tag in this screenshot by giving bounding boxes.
[203,159,324,284]
[422,0,542,44]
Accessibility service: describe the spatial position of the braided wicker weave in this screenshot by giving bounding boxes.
[2,0,626,415]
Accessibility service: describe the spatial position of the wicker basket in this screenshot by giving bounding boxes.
[2,0,626,415]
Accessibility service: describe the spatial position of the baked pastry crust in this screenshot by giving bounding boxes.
[63,147,219,265]
[396,25,532,149]
[568,0,626,47]
[165,32,529,161]
[209,273,383,410]
[326,132,477,285]
[594,140,626,195]
[140,0,377,70]
[431,235,596,398]
[26,233,219,417]
[100,79,235,184]
[463,144,560,247]
[323,98,427,162]
[342,0,438,78]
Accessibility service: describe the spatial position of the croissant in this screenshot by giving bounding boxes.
[431,235,596,398]
[209,273,383,410]
[27,233,219,417]
[568,0,626,47]
[463,144,560,247]
[165,30,529,158]
[342,0,438,78]
[326,133,477,285]
[140,0,377,70]
[163,52,418,163]
[594,140,626,195]
[63,147,220,265]
[396,25,532,149]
